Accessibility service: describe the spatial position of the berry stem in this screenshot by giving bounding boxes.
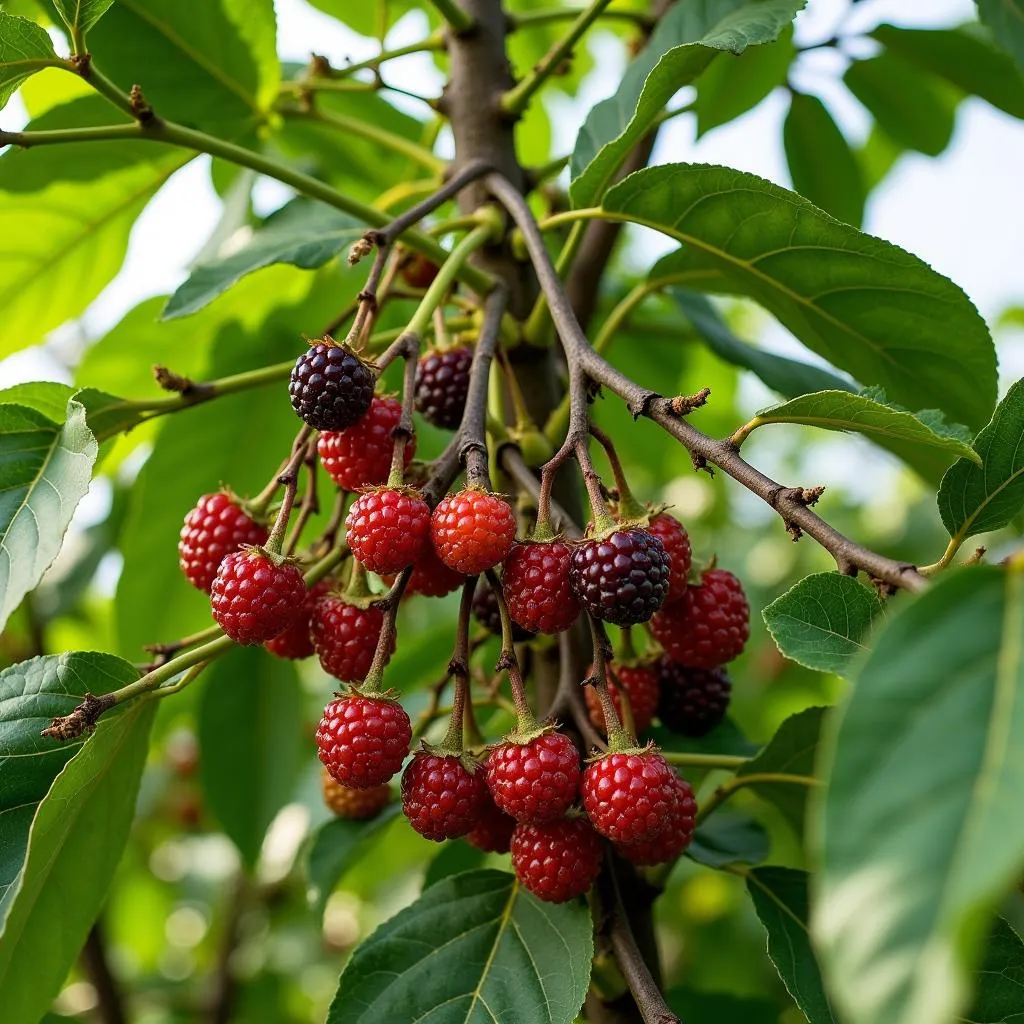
[660,752,749,769]
[616,625,638,664]
[589,424,644,520]
[695,771,820,825]
[587,614,635,751]
[437,579,478,753]
[575,437,618,535]
[142,625,222,665]
[344,244,397,350]
[344,560,373,600]
[484,569,540,734]
[264,428,314,556]
[284,448,321,556]
[358,567,413,696]
[494,345,534,433]
[385,334,421,488]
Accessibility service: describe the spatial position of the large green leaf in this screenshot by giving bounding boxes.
[0,400,97,634]
[938,379,1024,546]
[0,10,57,111]
[977,0,1024,75]
[763,572,884,677]
[737,706,825,836]
[197,647,303,868]
[0,696,155,1024]
[164,198,363,319]
[968,917,1024,1022]
[570,0,805,207]
[51,0,113,34]
[872,23,1024,119]
[326,869,593,1024]
[814,566,1024,1024]
[784,92,864,226]
[845,51,958,157]
[0,652,138,921]
[666,288,855,398]
[688,810,769,868]
[747,867,838,1024]
[605,164,997,430]
[744,388,978,482]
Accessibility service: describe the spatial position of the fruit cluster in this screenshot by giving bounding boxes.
[173,333,751,903]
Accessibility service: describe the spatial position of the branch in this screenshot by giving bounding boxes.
[485,173,929,594]
[430,0,475,34]
[81,920,127,1024]
[695,771,820,824]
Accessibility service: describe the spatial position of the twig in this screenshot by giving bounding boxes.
[81,921,127,1024]
[499,446,582,538]
[548,628,605,750]
[695,771,820,824]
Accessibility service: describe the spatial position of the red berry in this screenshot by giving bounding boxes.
[431,489,516,575]
[650,568,749,669]
[265,578,333,660]
[401,252,439,290]
[318,396,416,492]
[511,818,604,903]
[310,596,394,683]
[472,582,535,642]
[648,513,692,604]
[656,657,731,736]
[403,540,465,598]
[569,529,670,626]
[289,340,374,431]
[486,731,580,823]
[345,488,431,576]
[178,493,267,592]
[321,766,391,820]
[466,795,517,853]
[317,693,412,788]
[584,661,660,735]
[210,550,306,645]
[503,540,580,635]
[401,751,487,841]
[414,346,473,431]
[581,750,679,844]
[616,774,697,866]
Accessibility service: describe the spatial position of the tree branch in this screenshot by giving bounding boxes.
[81,920,127,1024]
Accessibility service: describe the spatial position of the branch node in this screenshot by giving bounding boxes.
[153,364,194,394]
[129,84,156,125]
[41,692,115,741]
[669,387,711,416]
[348,234,375,266]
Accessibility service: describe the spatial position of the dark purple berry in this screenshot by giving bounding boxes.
[289,341,374,431]
[657,657,731,737]
[472,582,535,642]
[414,347,473,431]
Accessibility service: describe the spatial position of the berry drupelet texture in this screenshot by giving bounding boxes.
[178,492,267,593]
[210,550,306,645]
[502,540,580,635]
[431,489,517,575]
[401,751,487,841]
[485,731,581,823]
[317,694,412,789]
[581,750,679,845]
[657,657,732,736]
[414,347,473,431]
[511,818,604,903]
[345,488,431,576]
[466,795,517,853]
[289,341,374,431]
[265,577,333,660]
[615,774,697,866]
[647,513,692,604]
[321,767,391,820]
[402,541,466,598]
[310,596,394,683]
[585,661,660,735]
[318,396,415,492]
[472,582,535,642]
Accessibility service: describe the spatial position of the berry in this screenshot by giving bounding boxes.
[616,774,697,866]
[321,767,390,820]
[510,818,604,903]
[210,550,306,645]
[503,540,580,635]
[317,693,412,788]
[401,252,439,290]
[265,578,333,660]
[318,396,416,492]
[289,341,374,431]
[472,582,535,642]
[585,662,660,735]
[414,347,473,431]
[178,492,267,593]
[403,540,465,598]
[486,731,580,823]
[650,568,749,669]
[581,750,679,844]
[466,795,517,853]
[311,596,395,683]
[656,658,731,736]
[345,488,431,576]
[569,529,670,626]
[431,489,517,575]
[401,751,487,841]
[648,513,692,604]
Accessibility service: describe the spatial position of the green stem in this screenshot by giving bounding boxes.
[660,752,749,769]
[510,6,652,30]
[728,415,765,448]
[153,662,209,700]
[919,536,963,576]
[502,0,617,116]
[485,570,540,736]
[429,0,474,33]
[695,772,820,825]
[112,635,236,706]
[317,32,446,79]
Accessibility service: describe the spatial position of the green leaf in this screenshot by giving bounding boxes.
[666,288,855,399]
[0,11,57,112]
[784,92,865,226]
[648,718,760,758]
[938,379,1024,545]
[51,0,113,34]
[163,198,363,319]
[423,843,488,890]
[605,164,997,430]
[872,23,1024,119]
[0,382,76,423]
[0,400,97,634]
[844,51,958,157]
[737,706,825,836]
[0,381,139,445]
[814,565,1024,1024]
[858,123,905,193]
[977,0,1024,76]
[570,0,805,208]
[694,26,794,135]
[222,0,278,109]
[326,869,593,1024]
[0,652,139,922]
[306,805,402,917]
[0,696,155,1024]
[746,388,979,482]
[197,647,303,868]
[747,867,838,1024]
[688,810,769,868]
[967,917,1024,1022]
[666,986,780,1023]
[763,572,884,677]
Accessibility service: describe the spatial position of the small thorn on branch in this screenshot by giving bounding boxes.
[153,364,194,394]
[41,692,115,741]
[669,387,711,416]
